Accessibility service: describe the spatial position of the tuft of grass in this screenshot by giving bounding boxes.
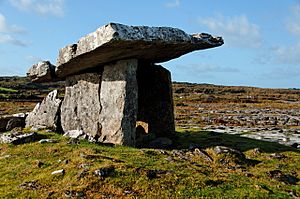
[0,87,18,93]
[0,130,299,198]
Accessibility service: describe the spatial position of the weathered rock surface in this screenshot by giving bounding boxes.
[25,90,62,131]
[61,73,102,139]
[0,113,27,132]
[55,23,223,79]
[0,132,37,144]
[27,61,56,82]
[0,116,10,132]
[98,59,138,145]
[61,59,138,146]
[6,117,26,131]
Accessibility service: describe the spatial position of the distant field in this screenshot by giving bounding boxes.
[1,76,300,128]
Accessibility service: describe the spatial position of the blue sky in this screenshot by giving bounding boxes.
[0,0,300,88]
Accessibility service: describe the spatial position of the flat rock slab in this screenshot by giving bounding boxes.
[55,23,223,79]
[0,132,37,145]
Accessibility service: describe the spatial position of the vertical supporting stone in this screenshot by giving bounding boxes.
[137,62,175,137]
[99,59,138,146]
[60,73,102,138]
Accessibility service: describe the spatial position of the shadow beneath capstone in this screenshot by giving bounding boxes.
[166,130,300,153]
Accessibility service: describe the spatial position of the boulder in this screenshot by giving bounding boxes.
[54,23,223,80]
[0,132,37,145]
[25,90,62,131]
[0,113,27,132]
[63,130,87,140]
[27,61,56,82]
[6,117,25,131]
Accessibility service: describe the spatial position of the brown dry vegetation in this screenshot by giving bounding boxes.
[0,77,300,198]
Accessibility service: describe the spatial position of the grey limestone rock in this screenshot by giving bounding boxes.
[6,117,25,131]
[0,113,27,132]
[25,90,62,131]
[98,59,138,146]
[61,73,102,139]
[55,23,223,79]
[0,116,12,132]
[61,59,138,146]
[27,61,56,82]
[0,132,37,145]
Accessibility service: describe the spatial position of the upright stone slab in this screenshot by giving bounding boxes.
[60,73,102,139]
[137,63,175,137]
[99,59,138,146]
[25,90,62,131]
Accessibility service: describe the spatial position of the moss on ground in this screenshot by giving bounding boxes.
[0,130,299,198]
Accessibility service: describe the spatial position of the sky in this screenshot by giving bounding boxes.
[0,0,300,88]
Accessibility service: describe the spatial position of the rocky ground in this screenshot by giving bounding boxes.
[173,82,300,148]
[1,77,300,148]
[0,77,300,198]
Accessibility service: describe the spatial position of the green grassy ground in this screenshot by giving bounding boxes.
[0,130,299,198]
[0,87,18,93]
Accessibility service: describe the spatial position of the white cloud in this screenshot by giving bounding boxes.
[0,34,27,46]
[267,4,300,65]
[0,13,24,33]
[286,4,300,37]
[198,14,261,48]
[10,0,65,17]
[0,13,27,46]
[262,66,300,79]
[272,42,300,65]
[177,63,239,73]
[165,0,180,8]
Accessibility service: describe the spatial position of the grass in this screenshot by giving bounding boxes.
[0,87,18,93]
[0,130,299,198]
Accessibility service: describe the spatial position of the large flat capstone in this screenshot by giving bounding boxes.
[54,23,223,79]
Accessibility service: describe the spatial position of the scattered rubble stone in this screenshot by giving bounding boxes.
[94,166,115,177]
[38,139,58,144]
[0,132,37,145]
[19,180,41,190]
[77,169,88,179]
[269,153,286,159]
[194,148,213,162]
[267,170,299,185]
[51,169,65,175]
[64,190,86,199]
[213,146,245,159]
